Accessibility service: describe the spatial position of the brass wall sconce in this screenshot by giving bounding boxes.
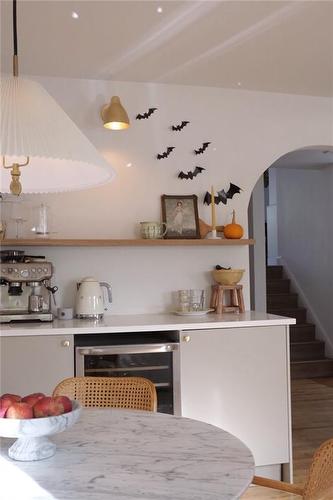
[101,96,130,130]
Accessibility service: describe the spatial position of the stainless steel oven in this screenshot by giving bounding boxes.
[75,334,180,415]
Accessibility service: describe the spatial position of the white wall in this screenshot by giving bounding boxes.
[2,77,332,314]
[276,166,333,349]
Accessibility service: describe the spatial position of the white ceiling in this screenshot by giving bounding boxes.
[1,1,333,97]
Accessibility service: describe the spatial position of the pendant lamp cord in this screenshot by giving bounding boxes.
[13,0,18,76]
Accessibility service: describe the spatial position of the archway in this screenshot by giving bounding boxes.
[248,144,333,485]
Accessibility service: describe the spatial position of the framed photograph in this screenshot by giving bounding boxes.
[161,195,200,239]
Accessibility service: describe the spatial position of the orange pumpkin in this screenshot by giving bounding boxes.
[223,210,244,239]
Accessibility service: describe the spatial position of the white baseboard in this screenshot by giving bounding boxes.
[278,257,333,357]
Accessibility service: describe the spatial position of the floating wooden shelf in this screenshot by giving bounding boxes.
[1,238,255,247]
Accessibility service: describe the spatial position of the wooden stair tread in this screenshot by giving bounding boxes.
[290,339,325,362]
[291,359,333,378]
[268,307,306,318]
[266,266,284,279]
[266,279,290,284]
[267,293,298,307]
[290,340,324,346]
[290,323,316,343]
[268,307,306,312]
[291,323,315,329]
[268,308,305,316]
[266,278,289,281]
[292,358,333,365]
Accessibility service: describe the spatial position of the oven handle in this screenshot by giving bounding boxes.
[76,343,179,356]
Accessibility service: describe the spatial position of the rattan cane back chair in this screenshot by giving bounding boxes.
[52,376,157,412]
[252,438,333,499]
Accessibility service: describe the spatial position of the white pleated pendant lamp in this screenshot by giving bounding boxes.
[0,1,114,195]
[1,76,114,194]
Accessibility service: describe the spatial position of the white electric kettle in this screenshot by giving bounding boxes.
[75,277,112,319]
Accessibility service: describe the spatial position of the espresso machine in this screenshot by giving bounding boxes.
[0,250,58,323]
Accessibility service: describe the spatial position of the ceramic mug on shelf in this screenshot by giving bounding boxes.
[140,221,167,239]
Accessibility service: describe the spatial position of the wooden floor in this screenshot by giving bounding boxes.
[242,377,333,499]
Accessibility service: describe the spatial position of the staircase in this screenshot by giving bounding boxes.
[266,265,333,379]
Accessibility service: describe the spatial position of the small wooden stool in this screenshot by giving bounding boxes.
[210,284,245,314]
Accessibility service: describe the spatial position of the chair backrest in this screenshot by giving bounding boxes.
[52,376,157,412]
[303,438,333,500]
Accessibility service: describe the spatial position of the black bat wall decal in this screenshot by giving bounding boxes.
[226,183,242,199]
[178,167,205,180]
[156,147,175,160]
[203,183,242,205]
[136,107,157,120]
[171,121,190,131]
[203,192,222,205]
[194,142,211,155]
[216,189,228,205]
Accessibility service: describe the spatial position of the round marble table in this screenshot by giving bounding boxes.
[0,408,254,500]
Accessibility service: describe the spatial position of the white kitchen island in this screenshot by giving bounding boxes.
[0,312,295,481]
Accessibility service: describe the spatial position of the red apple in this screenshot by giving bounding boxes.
[33,396,53,417]
[53,396,72,414]
[6,402,33,419]
[0,394,21,403]
[0,398,14,417]
[33,396,63,417]
[22,392,45,407]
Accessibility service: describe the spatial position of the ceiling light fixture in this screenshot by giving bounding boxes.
[71,11,79,19]
[157,6,163,14]
[101,96,130,130]
[0,0,114,195]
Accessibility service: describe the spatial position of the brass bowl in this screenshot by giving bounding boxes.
[212,269,245,285]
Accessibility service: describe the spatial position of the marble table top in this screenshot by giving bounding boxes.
[0,408,255,500]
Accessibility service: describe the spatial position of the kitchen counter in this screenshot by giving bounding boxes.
[0,311,295,336]
[1,312,294,478]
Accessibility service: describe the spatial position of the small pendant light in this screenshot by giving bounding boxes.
[101,96,130,130]
[0,0,114,195]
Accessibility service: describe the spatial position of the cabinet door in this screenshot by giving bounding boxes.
[0,335,74,396]
[180,327,290,467]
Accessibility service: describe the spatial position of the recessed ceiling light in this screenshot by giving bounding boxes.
[71,11,79,19]
[157,6,163,14]
[126,162,133,168]
[237,82,242,87]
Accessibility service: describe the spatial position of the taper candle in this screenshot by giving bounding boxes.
[211,185,216,230]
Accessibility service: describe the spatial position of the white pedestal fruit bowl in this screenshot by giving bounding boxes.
[0,401,81,461]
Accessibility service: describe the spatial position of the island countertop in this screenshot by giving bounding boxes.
[0,311,295,337]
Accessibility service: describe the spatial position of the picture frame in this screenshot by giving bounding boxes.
[161,194,200,239]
